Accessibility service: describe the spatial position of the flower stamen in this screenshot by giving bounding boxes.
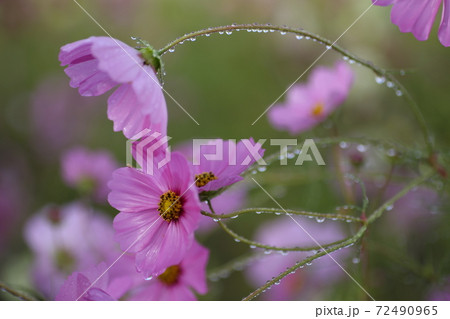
[158,265,181,285]
[195,172,218,187]
[311,102,324,117]
[158,191,182,222]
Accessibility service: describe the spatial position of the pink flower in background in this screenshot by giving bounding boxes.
[55,259,136,301]
[268,62,354,135]
[428,279,450,301]
[130,241,209,301]
[108,153,201,278]
[61,147,118,202]
[30,76,101,162]
[246,217,348,300]
[24,202,116,299]
[191,139,265,192]
[373,0,450,47]
[199,184,247,233]
[59,36,167,138]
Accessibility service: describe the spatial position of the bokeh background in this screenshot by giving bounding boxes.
[1,0,450,300]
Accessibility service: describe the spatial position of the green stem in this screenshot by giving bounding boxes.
[0,282,36,301]
[217,219,350,252]
[201,207,362,222]
[242,170,435,300]
[157,24,433,152]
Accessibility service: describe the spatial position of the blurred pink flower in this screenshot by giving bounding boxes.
[130,241,209,301]
[381,184,440,235]
[59,36,167,138]
[247,217,349,300]
[199,184,247,233]
[30,76,101,161]
[268,62,354,135]
[428,279,450,301]
[24,202,116,299]
[192,139,265,192]
[108,153,201,278]
[55,258,136,301]
[373,0,450,46]
[61,147,118,202]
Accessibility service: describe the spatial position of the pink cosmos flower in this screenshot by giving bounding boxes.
[61,147,118,202]
[24,202,116,299]
[373,0,450,47]
[59,36,167,138]
[55,258,136,301]
[268,62,354,135]
[130,241,209,301]
[108,152,202,278]
[246,217,349,300]
[191,139,265,193]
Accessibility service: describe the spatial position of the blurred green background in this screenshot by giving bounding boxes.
[1,0,449,301]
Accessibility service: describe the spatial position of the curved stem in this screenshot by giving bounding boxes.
[201,207,362,222]
[242,170,435,300]
[157,24,433,152]
[217,219,350,252]
[0,282,36,301]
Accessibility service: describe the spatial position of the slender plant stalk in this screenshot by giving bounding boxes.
[242,170,435,300]
[157,24,434,153]
[0,282,36,301]
[201,207,362,222]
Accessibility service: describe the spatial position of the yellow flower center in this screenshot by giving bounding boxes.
[311,102,324,117]
[158,191,182,222]
[158,265,181,285]
[195,172,218,187]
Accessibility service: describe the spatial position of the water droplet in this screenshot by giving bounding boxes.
[306,262,312,266]
[387,149,396,157]
[386,81,394,88]
[339,141,349,149]
[348,59,355,64]
[250,245,256,249]
[386,204,394,211]
[375,76,386,84]
[168,48,175,53]
[145,276,153,281]
[231,215,238,219]
[287,152,295,159]
[219,31,224,35]
[316,217,325,223]
[280,31,287,35]
[294,149,302,154]
[213,218,219,222]
[257,166,267,172]
[264,250,272,255]
[281,251,288,256]
[326,45,332,50]
[190,38,196,41]
[274,281,281,285]
[395,90,403,97]
[357,144,367,152]
[305,36,311,40]
[256,211,262,215]
[234,238,241,243]
[275,212,282,216]
[226,31,233,35]
[205,34,211,37]
[296,35,304,40]
[352,257,360,264]
[343,56,349,61]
